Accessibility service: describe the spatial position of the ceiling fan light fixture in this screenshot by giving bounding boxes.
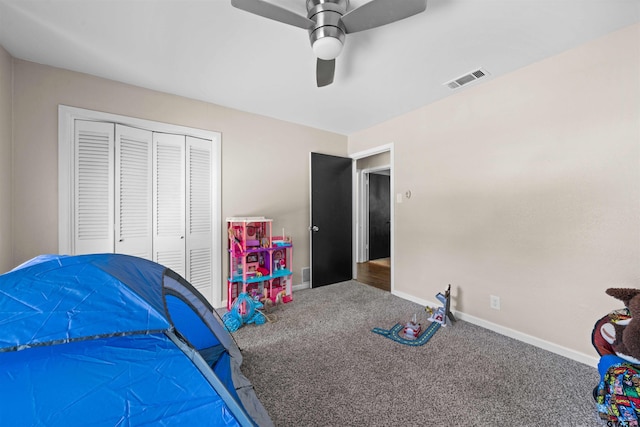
[309,22,345,60]
[312,36,343,60]
[232,0,428,86]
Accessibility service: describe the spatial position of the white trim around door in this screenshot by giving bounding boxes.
[349,143,394,293]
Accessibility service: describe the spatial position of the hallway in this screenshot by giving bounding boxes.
[356,258,390,292]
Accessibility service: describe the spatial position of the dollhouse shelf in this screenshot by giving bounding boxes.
[226,217,293,310]
[231,269,293,284]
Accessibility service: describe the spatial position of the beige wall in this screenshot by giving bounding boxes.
[0,45,11,273]
[9,60,347,301]
[349,24,640,358]
[356,151,390,171]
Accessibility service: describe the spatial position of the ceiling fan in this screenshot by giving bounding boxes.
[231,0,428,87]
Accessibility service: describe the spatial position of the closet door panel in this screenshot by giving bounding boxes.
[74,120,114,254]
[115,125,152,259]
[153,133,186,276]
[186,136,213,299]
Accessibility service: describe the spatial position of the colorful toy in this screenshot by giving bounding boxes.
[226,217,294,310]
[593,289,640,365]
[373,285,455,346]
[261,290,287,314]
[403,323,421,339]
[373,321,440,347]
[223,292,266,332]
[402,314,422,340]
[593,288,640,424]
[228,228,243,254]
[425,284,456,326]
[255,267,269,277]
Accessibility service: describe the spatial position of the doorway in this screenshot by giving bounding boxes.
[308,145,393,293]
[352,145,393,292]
[368,172,390,260]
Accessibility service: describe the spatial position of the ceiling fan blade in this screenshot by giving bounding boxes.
[316,59,335,87]
[231,0,315,30]
[341,0,427,34]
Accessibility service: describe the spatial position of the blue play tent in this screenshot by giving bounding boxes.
[0,253,273,426]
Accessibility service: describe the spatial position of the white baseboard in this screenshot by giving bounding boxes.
[392,289,599,368]
[293,282,310,292]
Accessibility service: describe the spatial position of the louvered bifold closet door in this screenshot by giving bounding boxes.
[115,125,152,260]
[186,136,214,301]
[153,132,186,277]
[74,120,115,254]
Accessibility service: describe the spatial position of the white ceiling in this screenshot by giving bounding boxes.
[0,0,638,135]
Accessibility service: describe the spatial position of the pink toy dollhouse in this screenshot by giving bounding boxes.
[227,217,293,310]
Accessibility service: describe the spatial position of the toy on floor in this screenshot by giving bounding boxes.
[373,321,440,347]
[425,284,456,326]
[372,284,456,346]
[402,314,422,340]
[592,288,640,425]
[261,290,286,314]
[223,292,266,332]
[425,305,445,325]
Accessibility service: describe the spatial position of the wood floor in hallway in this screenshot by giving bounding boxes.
[356,258,390,292]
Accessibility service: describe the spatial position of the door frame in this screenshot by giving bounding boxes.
[350,143,394,293]
[358,166,390,263]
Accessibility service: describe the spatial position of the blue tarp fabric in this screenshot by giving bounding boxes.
[0,254,169,351]
[1,334,241,426]
[0,253,273,427]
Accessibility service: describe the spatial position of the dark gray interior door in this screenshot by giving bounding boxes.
[310,153,352,288]
[369,173,390,260]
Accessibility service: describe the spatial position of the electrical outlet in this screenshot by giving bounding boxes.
[490,295,501,310]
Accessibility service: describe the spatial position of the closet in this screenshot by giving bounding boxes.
[60,107,220,305]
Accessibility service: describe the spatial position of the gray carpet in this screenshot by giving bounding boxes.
[230,281,603,427]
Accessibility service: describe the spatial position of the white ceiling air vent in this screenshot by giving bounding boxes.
[445,68,489,89]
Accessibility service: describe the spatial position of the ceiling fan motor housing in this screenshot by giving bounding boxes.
[307,0,347,59]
